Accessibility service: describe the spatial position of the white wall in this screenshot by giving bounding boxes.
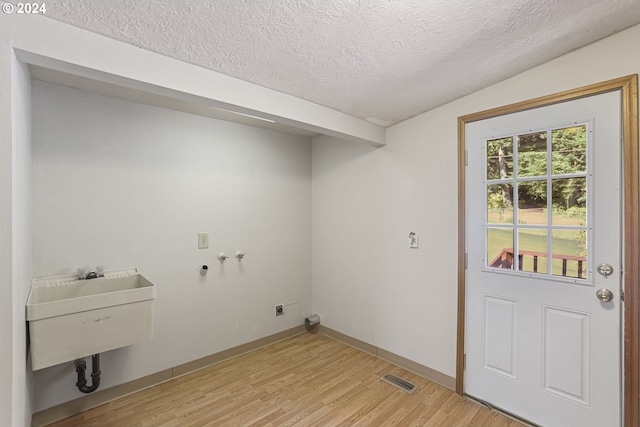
[11,53,33,427]
[312,23,640,378]
[0,39,34,425]
[0,46,13,427]
[0,32,17,424]
[30,81,312,411]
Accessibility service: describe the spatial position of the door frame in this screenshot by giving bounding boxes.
[456,75,639,426]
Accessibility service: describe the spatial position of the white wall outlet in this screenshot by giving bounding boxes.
[198,232,209,249]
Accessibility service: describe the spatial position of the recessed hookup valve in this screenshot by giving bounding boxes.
[74,354,101,393]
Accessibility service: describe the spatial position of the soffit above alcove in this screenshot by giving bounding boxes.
[29,65,320,138]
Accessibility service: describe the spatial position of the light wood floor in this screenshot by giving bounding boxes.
[48,333,524,426]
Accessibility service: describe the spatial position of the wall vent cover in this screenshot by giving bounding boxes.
[381,373,417,394]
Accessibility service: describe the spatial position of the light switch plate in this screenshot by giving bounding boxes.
[198,232,209,249]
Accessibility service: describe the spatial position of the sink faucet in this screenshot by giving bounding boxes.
[77,266,105,280]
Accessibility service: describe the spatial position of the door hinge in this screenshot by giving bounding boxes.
[621,289,625,302]
[464,253,468,269]
[465,150,468,166]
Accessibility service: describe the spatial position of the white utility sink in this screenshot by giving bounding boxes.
[26,267,156,370]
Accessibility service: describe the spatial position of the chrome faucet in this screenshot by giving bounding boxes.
[77,266,105,280]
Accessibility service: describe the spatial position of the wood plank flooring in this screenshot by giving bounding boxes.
[47,333,524,426]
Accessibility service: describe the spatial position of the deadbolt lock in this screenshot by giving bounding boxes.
[596,263,614,277]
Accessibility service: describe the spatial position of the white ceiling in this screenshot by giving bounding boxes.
[41,0,640,126]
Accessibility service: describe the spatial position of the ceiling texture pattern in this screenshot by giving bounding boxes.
[42,0,640,126]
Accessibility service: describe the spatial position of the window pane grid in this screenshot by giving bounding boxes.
[484,124,589,281]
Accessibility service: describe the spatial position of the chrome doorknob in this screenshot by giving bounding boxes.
[596,288,614,302]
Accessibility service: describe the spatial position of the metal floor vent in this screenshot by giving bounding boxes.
[381,373,417,394]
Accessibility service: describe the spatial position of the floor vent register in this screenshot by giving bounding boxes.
[381,373,417,394]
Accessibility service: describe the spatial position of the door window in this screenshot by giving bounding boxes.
[485,124,589,281]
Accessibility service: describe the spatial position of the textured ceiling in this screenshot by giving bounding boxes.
[40,0,640,126]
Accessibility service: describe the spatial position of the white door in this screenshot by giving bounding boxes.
[465,92,622,427]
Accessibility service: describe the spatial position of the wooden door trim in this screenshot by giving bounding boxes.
[456,75,639,427]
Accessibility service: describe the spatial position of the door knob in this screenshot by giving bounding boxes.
[596,288,614,302]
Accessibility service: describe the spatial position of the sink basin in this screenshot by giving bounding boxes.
[26,267,156,370]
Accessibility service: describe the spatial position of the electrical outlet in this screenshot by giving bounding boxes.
[198,232,209,249]
[275,304,284,317]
